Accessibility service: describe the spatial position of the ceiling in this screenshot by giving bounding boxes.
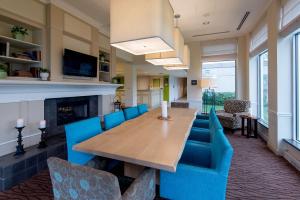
[59,0,272,77]
[61,0,271,41]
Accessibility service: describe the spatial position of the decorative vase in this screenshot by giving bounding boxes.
[12,33,25,41]
[0,71,7,79]
[40,72,49,81]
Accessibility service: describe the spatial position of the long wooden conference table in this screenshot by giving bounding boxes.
[74,108,197,174]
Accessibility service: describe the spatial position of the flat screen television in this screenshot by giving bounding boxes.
[63,49,97,77]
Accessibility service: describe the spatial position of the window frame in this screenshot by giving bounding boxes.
[257,50,269,126]
[294,33,300,141]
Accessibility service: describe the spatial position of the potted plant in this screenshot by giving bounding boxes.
[39,68,50,81]
[11,26,28,41]
[0,63,7,79]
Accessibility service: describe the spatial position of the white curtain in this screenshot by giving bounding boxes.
[279,0,300,36]
[201,39,237,62]
[250,16,268,56]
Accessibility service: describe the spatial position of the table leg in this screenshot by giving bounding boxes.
[247,119,251,138]
[254,119,258,138]
[124,163,160,184]
[241,118,245,136]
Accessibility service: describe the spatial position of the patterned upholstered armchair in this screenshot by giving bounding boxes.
[217,99,250,132]
[48,157,156,200]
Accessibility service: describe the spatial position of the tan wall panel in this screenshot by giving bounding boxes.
[0,0,45,25]
[64,14,92,41]
[63,35,91,55]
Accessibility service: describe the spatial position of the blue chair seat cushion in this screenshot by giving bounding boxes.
[124,107,140,120]
[193,119,209,128]
[188,127,210,143]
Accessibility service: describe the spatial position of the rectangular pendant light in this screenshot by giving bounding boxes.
[164,45,190,70]
[145,27,184,65]
[110,0,174,55]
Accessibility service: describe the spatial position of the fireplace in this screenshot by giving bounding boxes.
[45,96,98,138]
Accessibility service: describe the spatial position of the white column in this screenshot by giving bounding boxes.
[124,64,137,107]
[236,35,250,100]
[267,0,293,153]
[187,42,202,110]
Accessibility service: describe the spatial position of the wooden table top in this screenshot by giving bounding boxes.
[74,108,197,172]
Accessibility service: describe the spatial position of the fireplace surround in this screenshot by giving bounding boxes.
[44,96,98,138]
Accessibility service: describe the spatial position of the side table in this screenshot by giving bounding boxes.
[240,115,258,138]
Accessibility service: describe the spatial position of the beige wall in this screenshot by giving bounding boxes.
[247,0,294,156]
[187,42,202,110]
[0,101,43,156]
[47,4,100,82]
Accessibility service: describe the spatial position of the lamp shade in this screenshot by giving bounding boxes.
[110,0,174,55]
[164,45,190,70]
[200,78,217,89]
[145,27,184,65]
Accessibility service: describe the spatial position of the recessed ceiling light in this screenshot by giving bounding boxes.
[203,21,210,25]
[203,13,210,17]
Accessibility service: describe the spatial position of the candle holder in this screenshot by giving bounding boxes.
[38,128,47,149]
[14,126,26,156]
[157,115,172,121]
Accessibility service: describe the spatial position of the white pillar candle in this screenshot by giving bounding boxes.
[39,120,46,129]
[161,101,168,118]
[16,118,24,128]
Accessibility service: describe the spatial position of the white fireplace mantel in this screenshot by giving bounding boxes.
[0,80,122,103]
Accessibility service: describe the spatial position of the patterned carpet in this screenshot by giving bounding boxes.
[0,131,300,200]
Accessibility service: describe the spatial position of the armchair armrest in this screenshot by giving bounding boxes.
[235,111,250,117]
[122,168,156,200]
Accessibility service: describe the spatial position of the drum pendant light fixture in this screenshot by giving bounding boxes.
[145,26,184,65]
[110,0,175,55]
[164,45,190,70]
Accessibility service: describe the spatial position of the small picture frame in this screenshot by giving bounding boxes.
[191,80,197,85]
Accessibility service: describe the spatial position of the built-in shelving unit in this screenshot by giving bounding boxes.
[0,19,44,79]
[0,55,41,64]
[99,50,111,82]
[0,35,41,49]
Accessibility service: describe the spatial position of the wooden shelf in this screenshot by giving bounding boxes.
[0,35,41,49]
[0,55,41,64]
[99,71,110,74]
[99,61,110,64]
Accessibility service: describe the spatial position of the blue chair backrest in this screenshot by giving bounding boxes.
[123,106,139,120]
[209,109,223,142]
[137,104,148,115]
[65,117,102,165]
[211,129,234,177]
[104,111,125,130]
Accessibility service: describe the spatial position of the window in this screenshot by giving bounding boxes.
[295,33,300,141]
[202,60,236,111]
[258,51,269,125]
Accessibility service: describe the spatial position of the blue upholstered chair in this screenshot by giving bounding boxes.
[65,117,102,165]
[160,129,234,200]
[123,106,140,120]
[137,104,148,115]
[189,109,223,143]
[48,157,156,200]
[104,111,125,130]
[196,114,209,120]
[192,118,209,128]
